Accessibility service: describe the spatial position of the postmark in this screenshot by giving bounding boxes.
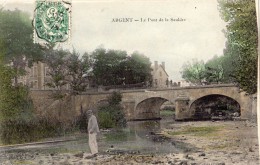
[33,0,71,44]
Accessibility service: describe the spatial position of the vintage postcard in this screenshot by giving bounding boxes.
[0,0,259,164]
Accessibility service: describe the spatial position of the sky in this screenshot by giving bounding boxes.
[2,0,227,81]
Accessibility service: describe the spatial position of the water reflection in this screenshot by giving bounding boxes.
[100,119,182,154]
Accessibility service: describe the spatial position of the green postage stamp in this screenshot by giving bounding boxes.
[33,0,71,44]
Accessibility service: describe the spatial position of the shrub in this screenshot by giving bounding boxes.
[74,109,88,132]
[161,106,175,111]
[0,117,63,144]
[108,91,122,105]
[98,110,115,128]
[97,92,127,129]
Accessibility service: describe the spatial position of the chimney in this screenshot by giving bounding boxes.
[154,61,158,70]
[162,62,165,70]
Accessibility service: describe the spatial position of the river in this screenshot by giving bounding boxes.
[1,117,191,157]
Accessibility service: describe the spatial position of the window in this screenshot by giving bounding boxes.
[30,68,34,77]
[30,81,33,88]
[33,66,38,77]
[45,67,50,76]
[33,81,38,89]
[154,79,157,85]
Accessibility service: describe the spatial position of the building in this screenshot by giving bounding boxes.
[17,61,70,90]
[151,61,169,88]
[179,80,194,87]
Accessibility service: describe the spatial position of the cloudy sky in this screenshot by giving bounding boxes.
[3,0,227,81]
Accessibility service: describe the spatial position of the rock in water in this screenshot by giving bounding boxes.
[199,153,206,156]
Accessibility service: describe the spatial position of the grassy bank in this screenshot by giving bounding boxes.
[160,110,175,117]
[166,125,223,137]
[162,121,259,153]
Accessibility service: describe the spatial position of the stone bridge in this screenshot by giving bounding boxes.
[75,84,256,121]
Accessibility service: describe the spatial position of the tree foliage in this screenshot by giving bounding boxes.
[181,59,206,85]
[44,47,92,96]
[218,0,258,94]
[0,65,34,121]
[0,9,44,85]
[44,47,68,92]
[124,52,152,85]
[91,48,152,86]
[211,54,236,83]
[204,55,224,83]
[182,0,257,93]
[65,50,92,94]
[98,92,126,128]
[181,57,226,85]
[0,9,37,121]
[91,48,128,86]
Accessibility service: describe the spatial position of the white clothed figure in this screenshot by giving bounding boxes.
[87,110,100,155]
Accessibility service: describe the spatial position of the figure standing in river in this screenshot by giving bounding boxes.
[87,109,100,157]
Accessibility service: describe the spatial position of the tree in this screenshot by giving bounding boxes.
[0,8,39,124]
[44,47,93,95]
[218,0,257,94]
[44,47,69,98]
[205,55,224,83]
[91,47,152,86]
[124,51,152,85]
[205,65,224,84]
[181,59,206,85]
[0,9,62,144]
[0,66,33,121]
[65,50,92,94]
[0,37,33,121]
[91,48,128,86]
[0,9,44,85]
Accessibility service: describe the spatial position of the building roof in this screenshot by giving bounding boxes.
[152,64,169,77]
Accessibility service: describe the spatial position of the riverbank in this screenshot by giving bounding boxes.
[162,120,259,165]
[0,120,259,165]
[90,120,259,164]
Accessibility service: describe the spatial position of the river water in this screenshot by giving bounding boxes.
[99,119,181,154]
[2,118,191,155]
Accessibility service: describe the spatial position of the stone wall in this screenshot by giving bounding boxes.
[30,90,78,124]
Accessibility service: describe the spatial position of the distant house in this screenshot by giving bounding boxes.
[179,80,192,87]
[151,61,169,88]
[169,80,194,87]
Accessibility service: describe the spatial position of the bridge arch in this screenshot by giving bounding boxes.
[188,88,242,105]
[135,97,169,120]
[189,94,241,120]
